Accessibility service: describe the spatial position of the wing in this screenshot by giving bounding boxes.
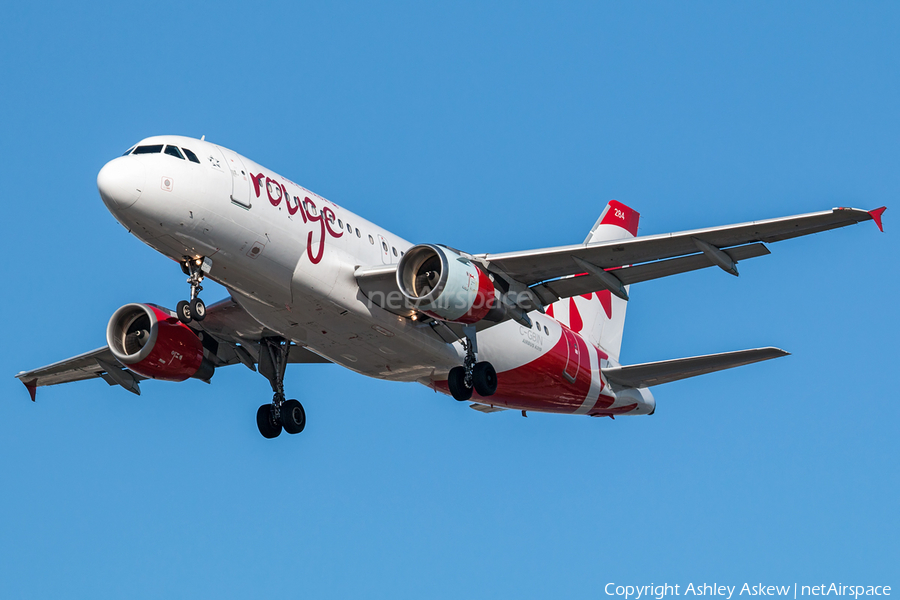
[602,347,789,389]
[480,206,885,305]
[357,205,884,335]
[16,296,330,400]
[15,346,146,400]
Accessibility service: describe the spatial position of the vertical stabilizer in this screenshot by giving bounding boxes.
[547,200,640,362]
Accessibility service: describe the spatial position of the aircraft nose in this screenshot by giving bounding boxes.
[97,157,145,210]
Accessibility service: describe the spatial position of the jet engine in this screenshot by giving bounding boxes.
[397,244,502,324]
[106,303,215,382]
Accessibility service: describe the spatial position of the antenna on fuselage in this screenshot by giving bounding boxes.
[201,135,205,141]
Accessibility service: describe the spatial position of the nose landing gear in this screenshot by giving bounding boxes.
[176,257,212,324]
[448,327,497,401]
[256,337,307,439]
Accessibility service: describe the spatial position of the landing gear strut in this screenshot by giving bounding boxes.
[256,337,306,439]
[176,257,211,324]
[448,326,497,401]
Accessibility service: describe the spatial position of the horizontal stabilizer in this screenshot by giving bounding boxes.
[603,347,789,388]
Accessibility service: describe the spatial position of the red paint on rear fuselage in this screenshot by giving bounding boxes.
[436,324,616,414]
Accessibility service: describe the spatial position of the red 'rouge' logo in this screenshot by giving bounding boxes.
[250,172,343,264]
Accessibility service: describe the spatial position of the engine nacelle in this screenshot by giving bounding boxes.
[107,303,215,382]
[397,244,499,324]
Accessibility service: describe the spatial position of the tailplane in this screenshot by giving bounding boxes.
[603,347,789,388]
[547,200,640,362]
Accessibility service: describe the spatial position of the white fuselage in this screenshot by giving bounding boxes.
[97,135,652,416]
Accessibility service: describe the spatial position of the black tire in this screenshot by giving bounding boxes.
[190,298,206,321]
[473,362,498,397]
[256,404,282,439]
[281,399,306,434]
[176,300,192,324]
[448,366,472,401]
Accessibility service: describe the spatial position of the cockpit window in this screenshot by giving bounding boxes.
[182,148,201,163]
[132,145,163,155]
[122,146,136,156]
[164,145,185,159]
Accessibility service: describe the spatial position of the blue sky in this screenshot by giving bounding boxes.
[0,2,897,598]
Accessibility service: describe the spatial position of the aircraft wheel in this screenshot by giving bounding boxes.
[256,404,282,439]
[176,300,192,324]
[281,399,306,434]
[473,362,498,397]
[190,298,206,321]
[448,366,472,401]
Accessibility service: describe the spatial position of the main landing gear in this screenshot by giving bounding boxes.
[255,337,306,439]
[447,326,497,402]
[176,257,212,324]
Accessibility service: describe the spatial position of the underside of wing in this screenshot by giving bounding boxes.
[184,296,332,367]
[531,243,771,304]
[602,347,789,389]
[480,206,883,304]
[15,346,146,399]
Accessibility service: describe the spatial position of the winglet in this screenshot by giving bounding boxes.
[23,379,37,402]
[868,206,886,232]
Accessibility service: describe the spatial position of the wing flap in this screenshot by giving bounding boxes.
[603,347,789,388]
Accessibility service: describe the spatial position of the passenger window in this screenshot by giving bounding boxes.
[164,145,185,159]
[327,212,335,223]
[132,145,163,154]
[544,326,549,335]
[369,235,375,245]
[347,223,352,233]
[182,148,201,163]
[355,228,361,238]
[381,241,388,252]
[338,219,343,229]
[122,146,135,156]
[392,247,398,257]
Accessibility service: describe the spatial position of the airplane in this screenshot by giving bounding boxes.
[16,135,887,438]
